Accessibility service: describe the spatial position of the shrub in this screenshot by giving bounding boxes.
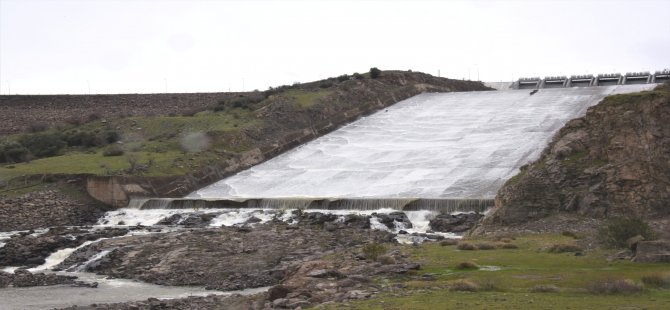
[369,67,382,79]
[439,239,459,246]
[64,117,83,126]
[548,243,583,253]
[476,242,497,250]
[102,145,124,157]
[476,278,500,291]
[641,273,670,288]
[449,279,479,292]
[455,261,479,270]
[377,255,396,265]
[598,218,657,248]
[0,142,30,163]
[352,72,364,80]
[336,74,350,82]
[500,243,519,249]
[18,132,66,157]
[562,231,580,239]
[457,242,478,251]
[529,284,560,293]
[319,82,333,88]
[362,243,387,261]
[87,113,102,122]
[27,122,49,133]
[586,278,643,295]
[63,130,98,147]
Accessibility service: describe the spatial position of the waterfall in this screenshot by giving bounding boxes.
[133,197,493,213]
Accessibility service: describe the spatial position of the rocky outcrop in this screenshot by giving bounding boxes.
[478,84,670,229]
[55,224,396,291]
[0,226,128,267]
[0,189,112,232]
[634,241,670,263]
[429,213,483,233]
[0,269,93,288]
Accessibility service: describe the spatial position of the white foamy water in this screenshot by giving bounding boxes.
[209,209,275,227]
[0,229,49,248]
[28,240,97,272]
[70,249,112,272]
[97,208,223,227]
[191,85,656,199]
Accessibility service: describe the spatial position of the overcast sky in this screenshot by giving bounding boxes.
[1,0,669,94]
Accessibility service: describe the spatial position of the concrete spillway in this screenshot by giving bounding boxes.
[187,84,656,205]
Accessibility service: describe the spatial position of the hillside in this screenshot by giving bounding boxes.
[0,70,489,204]
[476,83,670,235]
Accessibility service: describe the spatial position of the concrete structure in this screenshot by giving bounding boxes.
[623,71,652,85]
[652,69,670,83]
[512,69,667,89]
[189,84,656,205]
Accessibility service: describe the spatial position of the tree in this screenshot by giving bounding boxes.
[370,67,382,79]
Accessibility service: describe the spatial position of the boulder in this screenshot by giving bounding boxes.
[633,240,670,263]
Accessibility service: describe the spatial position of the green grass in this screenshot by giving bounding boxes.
[0,150,191,181]
[283,89,333,108]
[319,234,670,310]
[0,109,262,181]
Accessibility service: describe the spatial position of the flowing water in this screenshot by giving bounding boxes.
[191,85,656,200]
[0,271,268,310]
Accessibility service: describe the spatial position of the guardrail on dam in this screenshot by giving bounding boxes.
[514,69,669,89]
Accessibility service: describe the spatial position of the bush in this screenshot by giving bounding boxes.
[362,243,387,261]
[63,130,119,147]
[319,82,333,88]
[586,278,643,295]
[369,67,382,79]
[439,239,459,246]
[548,243,583,253]
[18,132,66,157]
[336,74,350,82]
[449,279,479,292]
[102,145,124,157]
[476,242,497,250]
[529,284,560,293]
[457,242,478,251]
[0,142,30,163]
[562,231,581,239]
[352,72,364,80]
[476,278,500,291]
[500,243,519,249]
[641,273,670,288]
[27,122,49,133]
[455,261,479,270]
[63,130,98,147]
[598,218,656,248]
[64,117,83,126]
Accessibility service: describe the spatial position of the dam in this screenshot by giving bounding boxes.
[162,83,658,211]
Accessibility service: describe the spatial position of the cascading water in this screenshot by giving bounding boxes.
[189,85,656,202]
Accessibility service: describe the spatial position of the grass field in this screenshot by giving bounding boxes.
[321,234,670,309]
